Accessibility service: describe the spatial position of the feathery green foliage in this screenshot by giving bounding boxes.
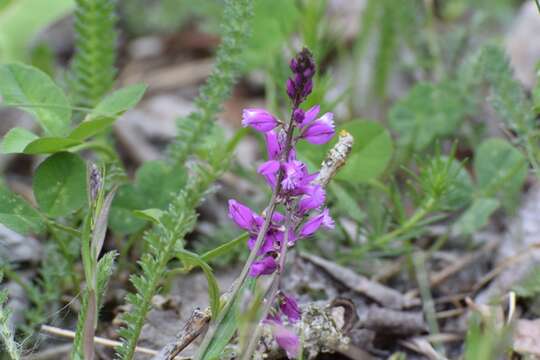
[115,156,228,359]
[476,45,534,135]
[167,0,253,166]
[115,1,253,357]
[70,0,117,107]
[0,273,20,360]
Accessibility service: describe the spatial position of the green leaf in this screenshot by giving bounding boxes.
[175,249,220,319]
[132,208,164,224]
[33,152,87,216]
[68,117,116,141]
[0,0,74,62]
[335,121,393,183]
[474,138,527,209]
[389,81,470,150]
[297,120,393,183]
[440,158,474,210]
[453,198,500,235]
[0,127,38,154]
[91,84,146,118]
[243,0,299,70]
[0,63,71,136]
[0,184,44,234]
[201,233,249,263]
[110,161,187,234]
[22,137,81,154]
[199,278,256,360]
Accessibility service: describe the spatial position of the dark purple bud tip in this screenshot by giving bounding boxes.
[293,108,305,125]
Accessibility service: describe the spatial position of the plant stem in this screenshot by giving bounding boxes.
[196,102,299,360]
[240,205,294,359]
[375,196,435,246]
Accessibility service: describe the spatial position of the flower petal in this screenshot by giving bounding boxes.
[299,104,320,128]
[265,130,283,160]
[301,112,335,144]
[228,199,260,232]
[298,212,324,237]
[272,323,300,358]
[249,256,277,277]
[298,185,325,214]
[280,294,301,323]
[242,108,278,132]
[258,160,281,188]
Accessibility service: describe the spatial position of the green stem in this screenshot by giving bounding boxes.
[375,197,436,246]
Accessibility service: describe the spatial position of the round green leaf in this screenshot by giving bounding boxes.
[389,81,470,150]
[474,138,527,208]
[33,152,87,216]
[0,63,71,136]
[0,185,45,234]
[0,127,38,154]
[335,121,394,183]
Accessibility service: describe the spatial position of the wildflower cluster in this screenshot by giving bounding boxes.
[228,48,335,357]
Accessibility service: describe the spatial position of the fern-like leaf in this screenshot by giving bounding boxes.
[70,0,117,107]
[476,45,534,134]
[0,273,21,360]
[167,0,253,166]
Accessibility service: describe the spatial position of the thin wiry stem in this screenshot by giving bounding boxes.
[196,104,299,360]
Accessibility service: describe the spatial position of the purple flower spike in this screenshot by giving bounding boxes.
[280,294,301,323]
[298,185,325,214]
[272,323,300,359]
[265,130,283,160]
[242,108,278,132]
[228,200,260,232]
[249,256,277,277]
[287,48,315,105]
[301,112,335,144]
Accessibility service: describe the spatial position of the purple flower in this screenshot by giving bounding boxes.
[228,200,261,232]
[298,105,320,128]
[242,108,278,132]
[300,112,335,144]
[280,294,301,323]
[271,322,300,359]
[298,185,325,214]
[265,130,283,160]
[258,160,280,188]
[281,160,306,191]
[298,208,334,238]
[321,208,335,229]
[249,256,277,277]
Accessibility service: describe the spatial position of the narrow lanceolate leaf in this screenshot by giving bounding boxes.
[0,63,71,136]
[91,188,117,258]
[197,278,255,360]
[33,152,87,216]
[0,184,44,235]
[176,249,221,318]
